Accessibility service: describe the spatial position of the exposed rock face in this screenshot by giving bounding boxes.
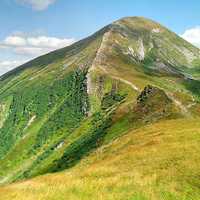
[0,104,7,128]
[137,38,145,61]
[152,28,160,33]
[87,30,112,96]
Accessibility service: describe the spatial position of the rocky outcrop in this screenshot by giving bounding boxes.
[132,85,179,123]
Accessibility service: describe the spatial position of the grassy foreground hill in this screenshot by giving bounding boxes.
[0,17,200,199]
[1,118,200,200]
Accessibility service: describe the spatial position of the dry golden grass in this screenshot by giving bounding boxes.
[1,118,200,200]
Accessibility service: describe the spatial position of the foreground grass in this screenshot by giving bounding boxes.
[1,118,200,200]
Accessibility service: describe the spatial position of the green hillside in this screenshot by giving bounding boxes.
[0,17,200,199]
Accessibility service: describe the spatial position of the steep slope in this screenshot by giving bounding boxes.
[0,16,200,189]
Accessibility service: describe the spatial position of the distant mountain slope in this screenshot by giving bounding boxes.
[0,16,200,188]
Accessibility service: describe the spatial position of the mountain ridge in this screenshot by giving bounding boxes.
[2,16,200,80]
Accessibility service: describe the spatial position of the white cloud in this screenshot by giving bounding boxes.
[17,0,56,11]
[13,47,46,56]
[0,32,75,76]
[180,26,200,48]
[27,36,75,48]
[0,34,75,57]
[0,60,27,76]
[4,36,26,46]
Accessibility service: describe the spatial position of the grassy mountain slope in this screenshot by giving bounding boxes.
[1,118,200,200]
[0,16,200,199]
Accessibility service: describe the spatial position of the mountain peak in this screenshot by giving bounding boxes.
[112,16,163,32]
[92,16,200,78]
[115,16,158,23]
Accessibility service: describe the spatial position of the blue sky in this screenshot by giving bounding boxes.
[0,0,200,75]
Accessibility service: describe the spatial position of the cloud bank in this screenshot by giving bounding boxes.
[180,26,200,48]
[0,34,75,57]
[16,0,57,11]
[0,33,75,76]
